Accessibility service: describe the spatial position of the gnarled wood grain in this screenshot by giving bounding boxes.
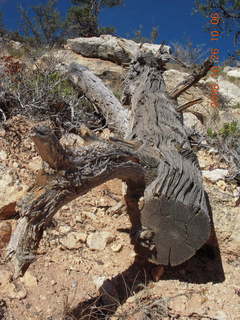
[122,53,211,266]
[7,130,145,277]
[6,50,213,277]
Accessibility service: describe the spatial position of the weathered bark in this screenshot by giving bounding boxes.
[6,50,214,277]
[66,35,171,65]
[121,53,211,265]
[68,63,130,136]
[7,130,145,276]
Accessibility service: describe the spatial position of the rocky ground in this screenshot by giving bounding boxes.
[0,116,240,320]
[0,36,240,320]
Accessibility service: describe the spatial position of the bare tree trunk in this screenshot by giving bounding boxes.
[6,51,213,277]
[120,53,211,265]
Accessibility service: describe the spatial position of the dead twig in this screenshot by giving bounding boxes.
[169,58,213,99]
[177,98,203,112]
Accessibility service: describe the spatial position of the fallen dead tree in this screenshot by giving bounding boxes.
[5,47,213,277]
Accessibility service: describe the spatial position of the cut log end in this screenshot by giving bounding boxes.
[140,196,211,266]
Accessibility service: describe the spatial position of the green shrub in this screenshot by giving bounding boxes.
[5,45,28,59]
[0,54,105,131]
[207,121,240,138]
[219,121,240,137]
[232,103,240,109]
[207,127,217,138]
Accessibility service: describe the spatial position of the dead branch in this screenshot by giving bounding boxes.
[169,59,213,99]
[7,128,145,277]
[177,98,203,112]
[68,63,130,136]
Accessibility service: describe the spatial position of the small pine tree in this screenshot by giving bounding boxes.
[65,5,99,37]
[131,26,159,44]
[19,0,64,46]
[150,27,159,43]
[65,0,123,38]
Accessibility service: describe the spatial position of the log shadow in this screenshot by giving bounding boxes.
[68,231,224,320]
[66,194,224,320]
[67,257,154,320]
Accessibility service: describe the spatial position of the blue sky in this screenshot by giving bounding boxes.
[0,0,238,60]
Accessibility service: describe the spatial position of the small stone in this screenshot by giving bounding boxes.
[0,129,6,137]
[20,169,26,175]
[87,231,114,251]
[92,275,107,290]
[60,231,86,249]
[198,158,209,170]
[12,162,19,168]
[96,208,106,217]
[75,215,83,223]
[99,198,106,205]
[71,280,78,288]
[28,157,42,171]
[233,187,240,197]
[183,112,199,128]
[202,169,228,183]
[21,271,38,287]
[43,230,48,238]
[59,225,71,234]
[127,296,136,303]
[208,148,218,155]
[214,311,227,320]
[0,171,13,185]
[216,180,227,191]
[6,283,27,300]
[0,167,27,220]
[84,211,97,220]
[0,151,7,160]
[111,243,122,252]
[61,205,70,211]
[138,197,144,210]
[50,239,57,246]
[50,280,56,286]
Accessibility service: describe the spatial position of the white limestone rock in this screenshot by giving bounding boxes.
[66,35,170,65]
[202,169,228,183]
[87,231,114,250]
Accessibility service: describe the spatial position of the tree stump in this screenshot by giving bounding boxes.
[6,49,213,277]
